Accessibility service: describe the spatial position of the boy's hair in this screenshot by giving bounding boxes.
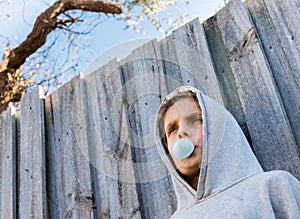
[157,90,198,153]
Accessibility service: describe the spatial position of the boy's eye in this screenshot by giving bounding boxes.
[192,117,202,124]
[168,127,177,136]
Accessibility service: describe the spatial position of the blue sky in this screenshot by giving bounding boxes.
[0,0,227,77]
[83,0,228,74]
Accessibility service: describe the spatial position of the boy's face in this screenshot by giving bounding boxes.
[163,97,203,178]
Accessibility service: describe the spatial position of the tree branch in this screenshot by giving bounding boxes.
[0,0,122,114]
[3,0,122,71]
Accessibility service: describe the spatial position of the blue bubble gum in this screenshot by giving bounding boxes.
[172,138,195,160]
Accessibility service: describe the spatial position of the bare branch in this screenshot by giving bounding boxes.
[0,0,122,114]
[2,0,122,71]
[56,18,84,27]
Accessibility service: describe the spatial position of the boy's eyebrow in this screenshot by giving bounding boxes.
[186,112,202,119]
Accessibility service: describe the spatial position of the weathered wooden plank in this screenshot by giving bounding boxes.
[213,0,300,179]
[120,40,177,218]
[0,107,16,218]
[203,16,250,139]
[19,86,47,218]
[84,59,141,218]
[162,18,224,105]
[44,76,93,218]
[246,0,300,149]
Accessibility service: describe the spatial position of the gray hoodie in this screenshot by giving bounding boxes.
[155,86,300,218]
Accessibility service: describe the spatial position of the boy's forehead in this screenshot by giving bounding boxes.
[164,98,201,121]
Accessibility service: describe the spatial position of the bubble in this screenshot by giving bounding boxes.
[172,138,194,160]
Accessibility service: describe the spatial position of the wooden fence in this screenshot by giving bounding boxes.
[0,0,299,218]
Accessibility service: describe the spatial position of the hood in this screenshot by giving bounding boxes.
[155,86,263,210]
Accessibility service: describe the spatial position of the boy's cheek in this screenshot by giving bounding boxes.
[167,139,175,150]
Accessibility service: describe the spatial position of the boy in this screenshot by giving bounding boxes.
[155,86,300,218]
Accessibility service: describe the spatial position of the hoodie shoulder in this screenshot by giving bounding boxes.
[255,170,299,188]
[251,170,300,218]
[170,171,300,218]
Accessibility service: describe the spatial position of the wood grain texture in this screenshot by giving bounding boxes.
[19,86,47,218]
[0,107,16,218]
[120,40,177,218]
[246,0,300,149]
[44,76,94,218]
[84,59,142,218]
[213,0,300,178]
[164,18,224,105]
[203,16,250,140]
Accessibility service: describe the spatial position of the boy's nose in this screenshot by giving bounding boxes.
[178,125,190,138]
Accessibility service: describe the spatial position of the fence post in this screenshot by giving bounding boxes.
[85,59,142,218]
[19,86,47,218]
[0,107,17,218]
[44,76,94,218]
[247,0,300,149]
